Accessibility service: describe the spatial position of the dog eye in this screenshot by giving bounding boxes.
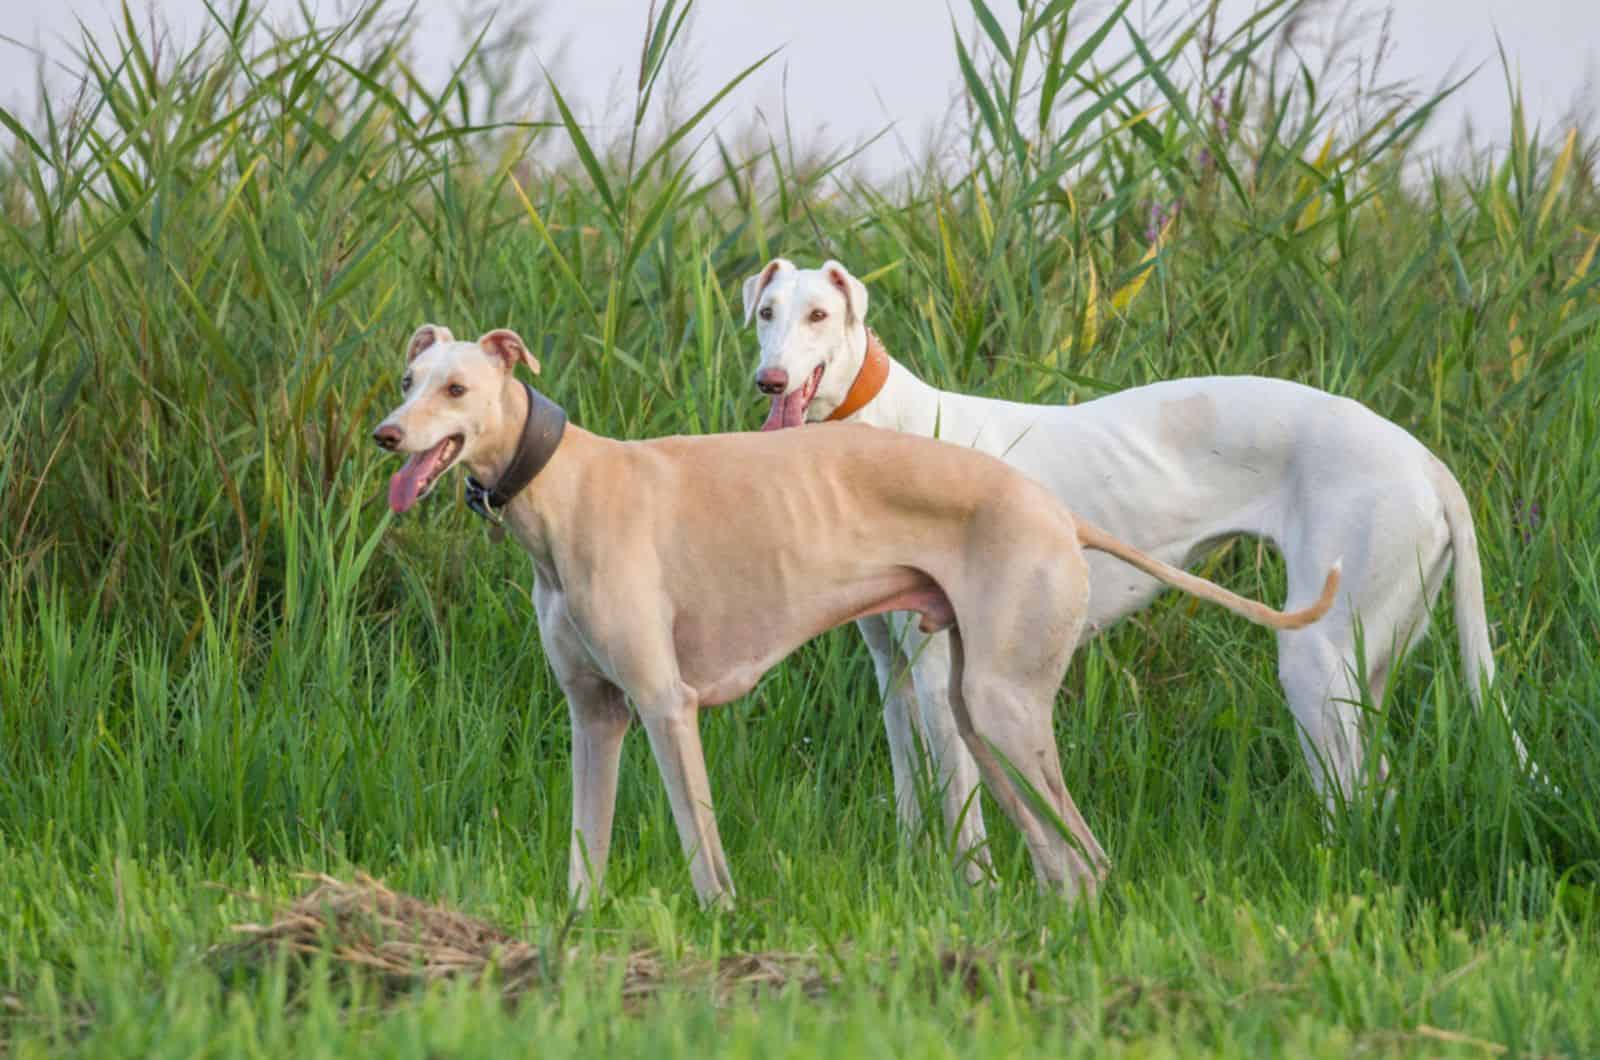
[400,375,412,392]
[446,383,467,398]
[808,308,827,322]
[759,305,774,321]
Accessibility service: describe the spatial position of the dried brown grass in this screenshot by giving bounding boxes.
[210,873,856,1007]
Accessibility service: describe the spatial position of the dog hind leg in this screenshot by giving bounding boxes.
[945,629,1106,899]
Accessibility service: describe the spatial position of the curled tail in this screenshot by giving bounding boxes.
[1074,520,1340,631]
[1424,457,1539,774]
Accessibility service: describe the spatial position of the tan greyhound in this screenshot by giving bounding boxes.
[371,325,1339,907]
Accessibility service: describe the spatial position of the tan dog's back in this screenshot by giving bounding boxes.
[537,423,1072,702]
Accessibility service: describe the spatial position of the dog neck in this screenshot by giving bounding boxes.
[814,329,939,432]
[488,424,606,580]
[821,328,891,422]
[463,381,567,523]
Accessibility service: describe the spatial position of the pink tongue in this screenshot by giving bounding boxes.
[387,440,448,513]
[760,387,808,432]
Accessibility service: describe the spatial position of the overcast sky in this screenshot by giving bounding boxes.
[2,0,1595,173]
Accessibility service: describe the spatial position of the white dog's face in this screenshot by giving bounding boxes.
[744,259,869,430]
[371,325,540,513]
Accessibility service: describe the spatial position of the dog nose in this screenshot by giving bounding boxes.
[372,424,403,451]
[756,366,788,395]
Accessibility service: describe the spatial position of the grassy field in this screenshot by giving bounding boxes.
[2,0,1598,1054]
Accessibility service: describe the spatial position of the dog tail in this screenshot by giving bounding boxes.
[1425,456,1539,775]
[1425,457,1496,702]
[1074,520,1340,631]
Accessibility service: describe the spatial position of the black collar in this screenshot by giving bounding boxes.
[464,382,567,525]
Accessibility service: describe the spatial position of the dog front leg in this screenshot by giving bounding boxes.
[566,675,632,908]
[907,629,992,884]
[856,615,926,842]
[636,680,736,907]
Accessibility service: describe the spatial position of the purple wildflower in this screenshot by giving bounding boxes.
[1144,198,1182,242]
[1514,498,1543,544]
[1210,88,1230,140]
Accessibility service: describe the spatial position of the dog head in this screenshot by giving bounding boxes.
[371,325,541,513]
[743,258,870,430]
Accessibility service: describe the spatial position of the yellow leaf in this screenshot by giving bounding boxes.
[1311,130,1336,167]
[1293,132,1334,199]
[1296,131,1335,232]
[935,201,965,304]
[1111,216,1171,312]
[1561,229,1600,321]
[1490,186,1517,251]
[923,289,943,351]
[975,183,994,253]
[1536,127,1577,235]
[1033,255,1099,398]
[1034,333,1071,399]
[1117,104,1164,134]
[1508,313,1527,381]
[1297,197,1323,233]
[858,259,904,286]
[1079,256,1100,353]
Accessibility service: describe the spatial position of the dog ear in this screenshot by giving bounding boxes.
[406,324,454,363]
[478,328,541,375]
[741,257,795,326]
[821,260,868,327]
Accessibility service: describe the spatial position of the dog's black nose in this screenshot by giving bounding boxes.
[372,424,403,451]
[756,366,788,396]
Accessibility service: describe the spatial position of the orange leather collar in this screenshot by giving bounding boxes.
[824,329,890,422]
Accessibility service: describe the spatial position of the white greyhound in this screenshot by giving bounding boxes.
[745,257,1525,872]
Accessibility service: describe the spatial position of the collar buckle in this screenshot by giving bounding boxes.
[463,476,503,525]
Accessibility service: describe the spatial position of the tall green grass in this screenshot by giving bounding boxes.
[1,0,1597,1054]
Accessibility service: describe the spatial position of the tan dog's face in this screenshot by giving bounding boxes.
[743,258,869,430]
[371,325,540,513]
